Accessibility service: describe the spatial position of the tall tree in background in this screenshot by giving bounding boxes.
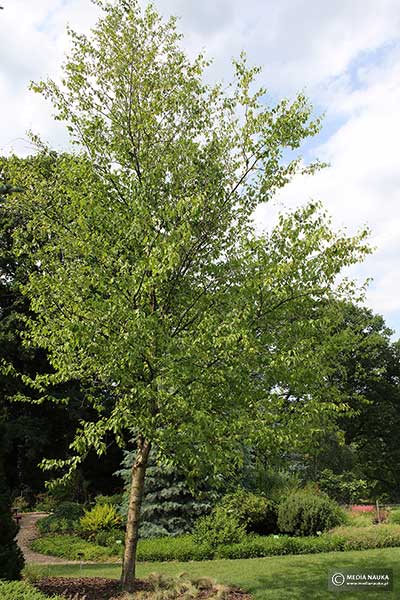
[0,155,123,501]
[16,0,369,590]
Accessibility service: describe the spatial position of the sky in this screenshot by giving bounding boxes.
[1,0,399,338]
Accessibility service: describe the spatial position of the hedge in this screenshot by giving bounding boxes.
[31,525,400,563]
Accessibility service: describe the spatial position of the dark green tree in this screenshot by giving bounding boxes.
[0,462,25,580]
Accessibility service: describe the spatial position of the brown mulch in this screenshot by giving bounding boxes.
[35,577,251,600]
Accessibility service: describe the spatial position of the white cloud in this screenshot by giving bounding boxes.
[255,43,400,332]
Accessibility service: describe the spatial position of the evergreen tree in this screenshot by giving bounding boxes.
[118,448,215,538]
[0,458,25,580]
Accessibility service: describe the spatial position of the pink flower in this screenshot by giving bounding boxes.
[351,505,375,513]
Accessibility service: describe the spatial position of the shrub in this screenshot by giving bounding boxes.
[219,489,278,535]
[11,495,31,512]
[278,490,345,536]
[0,487,25,580]
[53,501,85,520]
[79,503,121,539]
[32,494,58,513]
[94,528,125,555]
[318,470,370,504]
[0,581,62,600]
[192,507,246,548]
[36,501,85,535]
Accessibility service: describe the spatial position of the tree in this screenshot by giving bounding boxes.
[334,306,400,500]
[0,448,25,580]
[0,155,123,502]
[16,0,369,590]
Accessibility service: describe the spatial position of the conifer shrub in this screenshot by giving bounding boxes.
[117,448,214,538]
[0,488,25,580]
[277,489,345,536]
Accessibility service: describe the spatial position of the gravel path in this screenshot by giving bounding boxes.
[16,512,81,565]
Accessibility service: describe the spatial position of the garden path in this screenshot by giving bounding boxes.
[16,512,81,564]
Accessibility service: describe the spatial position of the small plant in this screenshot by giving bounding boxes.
[12,495,31,512]
[79,503,121,539]
[193,506,246,548]
[278,489,345,536]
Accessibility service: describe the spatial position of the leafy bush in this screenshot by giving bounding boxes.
[192,506,246,548]
[215,533,345,559]
[219,489,278,535]
[278,490,345,536]
[94,528,125,556]
[53,501,85,520]
[318,469,370,504]
[0,581,63,599]
[79,503,121,539]
[36,501,85,535]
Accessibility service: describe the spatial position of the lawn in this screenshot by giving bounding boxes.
[28,547,400,599]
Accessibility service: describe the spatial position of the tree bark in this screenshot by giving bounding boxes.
[121,436,151,592]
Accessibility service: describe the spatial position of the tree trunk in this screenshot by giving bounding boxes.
[121,437,151,592]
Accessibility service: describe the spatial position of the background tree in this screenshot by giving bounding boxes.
[17,0,369,590]
[0,155,123,502]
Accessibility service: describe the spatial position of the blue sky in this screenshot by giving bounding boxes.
[1,0,399,338]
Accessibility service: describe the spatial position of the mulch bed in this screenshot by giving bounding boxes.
[35,577,251,600]
[35,577,142,599]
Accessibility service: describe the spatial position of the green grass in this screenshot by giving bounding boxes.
[27,547,400,599]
